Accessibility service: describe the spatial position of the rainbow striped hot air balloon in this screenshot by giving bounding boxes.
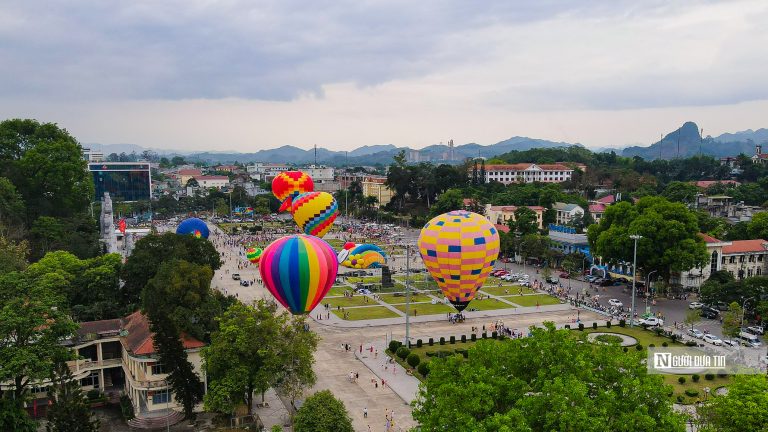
[259,234,338,315]
[246,247,262,264]
[418,210,500,312]
[290,191,338,238]
[272,171,315,212]
[176,217,210,239]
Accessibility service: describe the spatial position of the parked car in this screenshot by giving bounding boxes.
[546,276,559,284]
[519,281,531,287]
[738,332,762,347]
[722,339,738,347]
[745,326,765,335]
[703,334,723,346]
[608,299,623,307]
[688,302,704,309]
[231,273,241,280]
[640,317,664,327]
[688,328,705,339]
[600,278,615,286]
[239,280,250,286]
[559,272,570,279]
[700,307,719,319]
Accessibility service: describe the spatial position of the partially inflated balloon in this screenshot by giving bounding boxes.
[246,247,262,264]
[259,235,338,314]
[272,171,315,212]
[176,218,210,239]
[290,191,338,238]
[417,210,499,312]
[338,244,387,269]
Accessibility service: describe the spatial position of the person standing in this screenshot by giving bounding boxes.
[364,407,368,418]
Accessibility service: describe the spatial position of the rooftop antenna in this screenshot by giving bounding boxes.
[314,144,317,166]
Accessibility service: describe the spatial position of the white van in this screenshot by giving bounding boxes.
[738,332,762,348]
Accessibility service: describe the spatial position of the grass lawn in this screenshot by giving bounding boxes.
[505,294,562,307]
[393,302,455,315]
[327,286,351,296]
[331,306,401,320]
[581,326,684,349]
[479,285,534,296]
[324,238,346,248]
[345,276,381,284]
[378,293,435,304]
[662,374,731,404]
[322,296,373,308]
[467,298,517,311]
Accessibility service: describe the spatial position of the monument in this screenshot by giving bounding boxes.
[100,192,118,254]
[381,265,394,288]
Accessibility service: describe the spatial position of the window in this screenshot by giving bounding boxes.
[759,255,764,262]
[151,363,166,375]
[152,389,171,404]
[749,255,755,263]
[710,251,719,274]
[729,256,736,264]
[747,269,753,277]
[80,371,99,388]
[739,256,745,263]
[758,268,762,275]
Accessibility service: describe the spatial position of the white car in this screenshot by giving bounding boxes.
[688,302,704,309]
[640,317,664,327]
[608,299,623,308]
[703,334,723,346]
[745,326,765,335]
[722,339,738,347]
[688,328,705,339]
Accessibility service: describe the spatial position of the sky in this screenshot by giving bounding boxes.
[1,0,767,152]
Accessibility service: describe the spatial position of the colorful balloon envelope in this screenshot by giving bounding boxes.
[259,234,338,314]
[417,210,500,312]
[176,217,210,239]
[338,243,387,269]
[272,171,315,212]
[290,191,339,238]
[246,247,262,264]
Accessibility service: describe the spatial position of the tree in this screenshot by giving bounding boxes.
[510,207,539,236]
[684,309,701,331]
[698,375,768,432]
[0,235,28,273]
[747,211,768,240]
[413,323,684,431]
[721,302,743,340]
[430,189,464,216]
[519,233,552,264]
[0,177,26,240]
[588,197,708,285]
[0,271,78,401]
[0,396,36,432]
[661,181,699,204]
[203,301,318,415]
[45,361,100,432]
[293,390,354,432]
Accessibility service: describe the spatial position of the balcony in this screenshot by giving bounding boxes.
[68,357,122,374]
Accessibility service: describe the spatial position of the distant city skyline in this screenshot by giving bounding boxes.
[1,1,767,152]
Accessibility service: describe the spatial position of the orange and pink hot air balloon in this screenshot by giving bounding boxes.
[272,171,315,212]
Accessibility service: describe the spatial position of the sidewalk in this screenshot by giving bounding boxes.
[355,341,421,404]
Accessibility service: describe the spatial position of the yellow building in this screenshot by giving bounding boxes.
[361,176,394,207]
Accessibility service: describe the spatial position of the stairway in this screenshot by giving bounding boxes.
[127,410,185,430]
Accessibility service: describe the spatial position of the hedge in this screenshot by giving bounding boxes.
[417,362,430,377]
[396,346,410,360]
[407,353,420,368]
[389,340,402,352]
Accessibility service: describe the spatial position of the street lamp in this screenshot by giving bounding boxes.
[645,269,659,313]
[629,234,642,327]
[740,296,755,329]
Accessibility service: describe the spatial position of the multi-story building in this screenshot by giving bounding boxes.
[553,202,584,225]
[194,175,230,190]
[246,163,291,182]
[176,169,202,186]
[361,176,394,207]
[589,203,606,224]
[675,234,731,290]
[484,204,545,229]
[482,163,574,184]
[720,239,768,279]
[82,147,105,163]
[548,224,591,259]
[89,162,152,202]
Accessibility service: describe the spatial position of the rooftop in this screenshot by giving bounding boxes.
[722,240,768,255]
[596,195,615,204]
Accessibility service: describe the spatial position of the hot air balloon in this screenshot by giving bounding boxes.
[246,247,262,264]
[290,191,339,238]
[272,171,315,212]
[259,234,338,314]
[417,210,499,312]
[176,217,210,239]
[338,243,387,269]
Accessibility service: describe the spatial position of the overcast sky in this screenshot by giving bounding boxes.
[1,0,767,152]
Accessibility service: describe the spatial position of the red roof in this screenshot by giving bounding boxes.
[537,164,572,171]
[597,195,615,204]
[121,311,205,356]
[722,240,768,254]
[694,180,740,189]
[698,233,723,244]
[194,175,229,181]
[483,164,532,171]
[494,224,510,233]
[588,204,606,213]
[487,205,545,213]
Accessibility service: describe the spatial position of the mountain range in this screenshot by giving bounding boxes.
[85,124,768,165]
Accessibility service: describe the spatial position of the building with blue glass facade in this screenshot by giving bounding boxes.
[89,162,152,202]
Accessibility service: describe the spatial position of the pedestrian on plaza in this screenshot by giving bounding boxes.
[364,407,368,418]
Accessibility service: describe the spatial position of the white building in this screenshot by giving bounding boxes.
[194,175,230,189]
[553,202,585,225]
[483,163,575,184]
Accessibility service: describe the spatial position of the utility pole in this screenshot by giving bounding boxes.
[405,245,411,347]
[345,151,349,221]
[629,234,642,327]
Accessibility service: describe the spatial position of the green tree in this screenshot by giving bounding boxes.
[510,206,539,236]
[0,235,28,273]
[721,302,743,340]
[519,233,552,264]
[0,271,78,400]
[588,197,707,285]
[413,323,683,431]
[293,390,354,432]
[0,396,36,432]
[661,181,699,204]
[747,211,768,240]
[0,177,26,240]
[45,361,100,432]
[698,375,768,432]
[203,301,318,415]
[684,309,701,331]
[431,189,464,217]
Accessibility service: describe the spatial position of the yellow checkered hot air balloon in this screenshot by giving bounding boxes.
[417,210,500,312]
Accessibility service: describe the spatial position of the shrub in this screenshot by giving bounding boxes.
[461,335,467,343]
[595,334,622,344]
[435,350,452,358]
[388,340,402,352]
[417,362,430,377]
[685,389,699,397]
[439,337,446,345]
[425,351,434,357]
[705,373,714,380]
[86,389,101,400]
[470,333,476,342]
[649,344,655,347]
[692,374,700,382]
[619,319,626,327]
[636,344,643,351]
[676,395,684,403]
[678,376,686,384]
[416,339,422,348]
[670,334,678,342]
[460,350,468,358]
[662,342,668,347]
[396,346,410,360]
[492,331,497,338]
[429,338,434,346]
[120,394,135,421]
[565,324,570,330]
[717,370,728,378]
[450,336,456,344]
[482,332,487,339]
[685,341,697,347]
[407,353,420,368]
[592,322,598,330]
[578,323,585,331]
[623,347,628,352]
[606,321,611,328]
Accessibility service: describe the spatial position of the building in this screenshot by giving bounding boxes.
[548,224,590,259]
[589,203,606,224]
[553,202,584,225]
[82,147,105,163]
[482,163,574,184]
[214,165,239,173]
[694,180,740,190]
[484,204,545,229]
[675,234,731,289]
[89,162,152,202]
[246,163,291,182]
[194,175,230,190]
[750,143,768,164]
[361,176,394,207]
[302,165,339,192]
[721,239,768,279]
[695,195,766,223]
[176,169,202,186]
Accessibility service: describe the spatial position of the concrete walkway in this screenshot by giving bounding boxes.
[355,341,421,405]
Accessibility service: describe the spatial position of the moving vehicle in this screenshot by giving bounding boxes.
[559,272,570,279]
[738,332,762,347]
[547,276,559,284]
[232,273,241,280]
[745,326,765,336]
[688,328,705,339]
[640,317,664,327]
[702,334,723,346]
[608,299,623,308]
[700,307,719,319]
[688,302,704,309]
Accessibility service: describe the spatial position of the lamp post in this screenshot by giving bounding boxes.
[629,234,643,327]
[740,296,755,329]
[645,269,658,313]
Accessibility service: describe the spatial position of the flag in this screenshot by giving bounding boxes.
[118,219,126,234]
